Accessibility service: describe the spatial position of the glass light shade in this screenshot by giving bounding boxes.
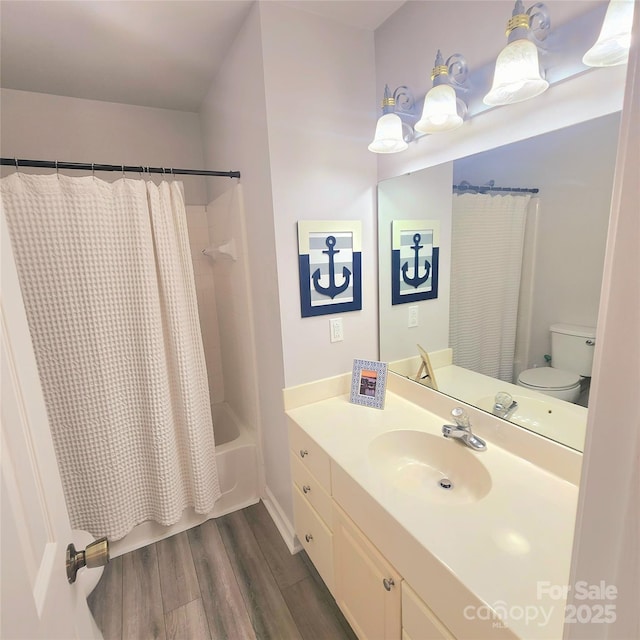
[483,39,549,106]
[415,84,463,134]
[583,0,634,67]
[368,113,408,153]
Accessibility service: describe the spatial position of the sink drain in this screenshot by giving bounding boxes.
[439,478,453,490]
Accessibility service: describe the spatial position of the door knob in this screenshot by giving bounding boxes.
[383,577,395,591]
[66,537,109,584]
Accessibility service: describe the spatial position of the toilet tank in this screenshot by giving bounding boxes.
[551,323,597,376]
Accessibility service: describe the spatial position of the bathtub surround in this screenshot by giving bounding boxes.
[1,173,220,540]
[110,402,259,558]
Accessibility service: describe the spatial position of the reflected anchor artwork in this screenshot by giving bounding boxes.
[401,233,431,289]
[391,219,440,305]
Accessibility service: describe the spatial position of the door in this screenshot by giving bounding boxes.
[333,503,402,640]
[1,212,100,640]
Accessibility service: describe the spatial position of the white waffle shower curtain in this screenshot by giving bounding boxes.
[450,193,530,382]
[1,173,220,540]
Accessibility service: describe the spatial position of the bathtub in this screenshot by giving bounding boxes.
[209,401,260,516]
[110,401,259,557]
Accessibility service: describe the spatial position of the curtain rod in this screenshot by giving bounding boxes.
[1,158,241,179]
[453,181,538,194]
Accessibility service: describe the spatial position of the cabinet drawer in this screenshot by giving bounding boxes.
[291,454,333,528]
[289,420,331,489]
[402,582,455,640]
[293,485,334,594]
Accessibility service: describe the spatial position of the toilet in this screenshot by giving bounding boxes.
[517,324,596,403]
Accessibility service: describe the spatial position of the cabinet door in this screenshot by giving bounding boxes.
[333,504,401,640]
[402,582,455,640]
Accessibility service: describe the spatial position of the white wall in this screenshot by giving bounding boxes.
[199,2,378,535]
[453,113,620,369]
[198,2,276,518]
[260,2,379,387]
[0,89,207,204]
[378,162,453,362]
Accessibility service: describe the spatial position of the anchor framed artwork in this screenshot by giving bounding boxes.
[349,359,388,410]
[297,220,362,318]
[391,219,440,305]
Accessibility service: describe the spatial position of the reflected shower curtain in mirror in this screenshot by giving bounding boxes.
[1,173,220,540]
[450,193,531,382]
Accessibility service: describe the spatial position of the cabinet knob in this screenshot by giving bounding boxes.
[382,577,395,591]
[302,485,311,494]
[300,449,308,458]
[305,533,314,543]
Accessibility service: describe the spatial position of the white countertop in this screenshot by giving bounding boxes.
[286,386,579,639]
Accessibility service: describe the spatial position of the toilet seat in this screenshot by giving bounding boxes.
[517,367,580,391]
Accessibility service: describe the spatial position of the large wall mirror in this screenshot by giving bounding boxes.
[378,111,621,452]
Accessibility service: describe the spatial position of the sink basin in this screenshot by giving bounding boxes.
[368,430,492,504]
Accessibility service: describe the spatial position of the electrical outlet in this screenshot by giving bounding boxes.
[408,305,419,328]
[330,318,344,343]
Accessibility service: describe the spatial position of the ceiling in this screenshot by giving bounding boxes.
[0,0,406,112]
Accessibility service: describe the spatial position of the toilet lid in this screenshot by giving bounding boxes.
[518,367,580,390]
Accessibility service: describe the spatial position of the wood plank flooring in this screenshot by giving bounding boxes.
[88,501,357,640]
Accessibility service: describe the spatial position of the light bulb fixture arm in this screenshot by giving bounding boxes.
[389,86,416,118]
[506,1,550,46]
[431,51,469,89]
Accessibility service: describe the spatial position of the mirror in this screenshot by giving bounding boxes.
[378,112,621,451]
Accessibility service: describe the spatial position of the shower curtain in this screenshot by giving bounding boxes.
[450,192,530,382]
[1,172,220,540]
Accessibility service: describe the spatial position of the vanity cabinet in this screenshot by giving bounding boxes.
[289,418,456,640]
[402,582,455,640]
[333,502,402,640]
[289,424,334,592]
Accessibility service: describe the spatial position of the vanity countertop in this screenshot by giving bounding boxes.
[285,378,580,639]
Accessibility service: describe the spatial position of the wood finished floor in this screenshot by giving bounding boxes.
[88,501,357,640]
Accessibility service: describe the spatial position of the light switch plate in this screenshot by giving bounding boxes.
[330,317,344,342]
[408,306,419,328]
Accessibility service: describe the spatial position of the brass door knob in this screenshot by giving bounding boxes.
[66,537,109,584]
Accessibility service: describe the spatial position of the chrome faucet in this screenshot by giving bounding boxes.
[492,392,518,420]
[442,408,487,451]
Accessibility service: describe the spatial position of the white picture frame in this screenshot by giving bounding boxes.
[349,359,388,410]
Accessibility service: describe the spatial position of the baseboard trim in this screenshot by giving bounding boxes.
[262,486,302,554]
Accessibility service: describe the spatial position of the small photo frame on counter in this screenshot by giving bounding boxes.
[415,344,438,390]
[350,359,388,410]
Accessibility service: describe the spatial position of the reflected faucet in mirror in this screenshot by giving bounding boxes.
[492,392,519,420]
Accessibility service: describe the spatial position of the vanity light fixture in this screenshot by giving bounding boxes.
[583,0,635,67]
[484,0,550,106]
[415,51,468,134]
[368,85,416,154]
